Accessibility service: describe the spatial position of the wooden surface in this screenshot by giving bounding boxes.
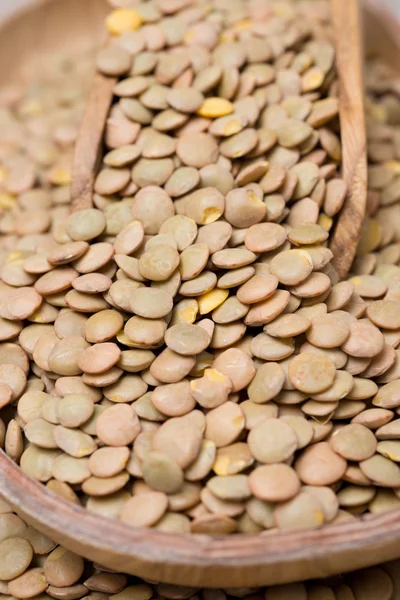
[330,0,367,280]
[1,0,400,589]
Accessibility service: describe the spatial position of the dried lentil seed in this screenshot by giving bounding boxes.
[4,0,400,541]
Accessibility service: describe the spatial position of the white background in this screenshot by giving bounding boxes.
[0,0,399,20]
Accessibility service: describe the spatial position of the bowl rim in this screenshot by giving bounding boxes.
[1,0,400,589]
[2,441,400,587]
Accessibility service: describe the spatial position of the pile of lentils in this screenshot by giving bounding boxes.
[0,503,399,600]
[0,0,400,536]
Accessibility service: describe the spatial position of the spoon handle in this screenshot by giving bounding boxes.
[330,0,367,279]
[71,72,116,212]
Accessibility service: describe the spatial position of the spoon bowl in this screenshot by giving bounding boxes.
[0,0,399,589]
[71,0,367,280]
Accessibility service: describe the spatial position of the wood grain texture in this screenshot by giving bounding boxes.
[330,0,367,280]
[3,449,400,587]
[0,0,400,589]
[71,73,116,212]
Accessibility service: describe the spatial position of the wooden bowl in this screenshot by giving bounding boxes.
[1,0,400,589]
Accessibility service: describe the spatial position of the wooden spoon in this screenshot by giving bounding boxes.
[0,0,400,589]
[71,0,367,280]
